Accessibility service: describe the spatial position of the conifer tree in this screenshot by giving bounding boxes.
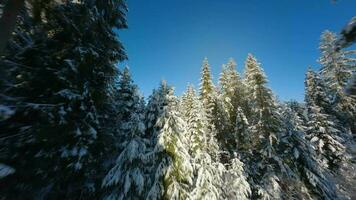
[182,85,250,200]
[190,152,224,200]
[234,107,252,156]
[279,104,339,200]
[146,85,193,200]
[199,57,216,120]
[198,58,221,161]
[243,54,284,199]
[223,156,251,200]
[144,80,171,138]
[318,30,356,133]
[305,69,345,170]
[219,58,246,126]
[102,67,150,200]
[218,58,247,156]
[182,85,223,200]
[0,1,128,199]
[181,85,218,158]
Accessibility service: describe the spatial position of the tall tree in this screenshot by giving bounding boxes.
[199,57,216,119]
[101,67,150,200]
[146,86,193,200]
[243,54,284,199]
[318,30,356,133]
[218,58,248,158]
[0,1,128,199]
[305,69,345,171]
[279,104,339,200]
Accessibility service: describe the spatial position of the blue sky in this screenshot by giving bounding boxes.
[119,0,356,101]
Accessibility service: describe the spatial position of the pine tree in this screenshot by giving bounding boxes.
[198,58,221,161]
[243,53,284,199]
[305,69,345,170]
[223,155,251,200]
[199,57,216,120]
[146,85,193,200]
[234,107,252,155]
[279,104,339,200]
[102,67,150,200]
[219,58,246,127]
[190,152,223,200]
[318,30,356,133]
[0,1,128,199]
[145,80,171,138]
[319,31,355,96]
[218,58,248,157]
[181,85,218,158]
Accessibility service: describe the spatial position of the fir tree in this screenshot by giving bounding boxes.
[198,58,221,161]
[181,85,218,158]
[243,53,284,199]
[0,1,128,199]
[199,57,216,120]
[279,104,339,200]
[218,58,246,156]
[190,151,227,200]
[102,67,150,200]
[234,107,252,156]
[219,58,246,127]
[305,69,345,170]
[223,155,251,200]
[318,30,356,133]
[146,85,193,200]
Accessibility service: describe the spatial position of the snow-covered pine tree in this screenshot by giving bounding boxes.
[102,67,150,200]
[190,151,224,200]
[279,104,339,200]
[219,58,246,128]
[218,58,247,156]
[145,80,171,138]
[198,58,223,161]
[199,57,217,123]
[318,30,356,133]
[182,85,250,200]
[223,155,251,200]
[234,107,252,156]
[0,1,128,199]
[146,84,193,200]
[305,69,345,170]
[181,85,218,158]
[243,53,284,199]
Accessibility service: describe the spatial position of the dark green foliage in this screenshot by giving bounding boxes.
[0,1,127,199]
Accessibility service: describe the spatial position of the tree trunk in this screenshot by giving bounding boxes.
[0,0,24,56]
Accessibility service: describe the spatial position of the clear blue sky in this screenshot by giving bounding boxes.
[119,0,356,101]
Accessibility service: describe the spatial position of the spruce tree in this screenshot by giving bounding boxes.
[234,107,252,156]
[218,58,246,156]
[199,58,217,130]
[146,84,193,200]
[182,85,250,200]
[318,30,356,133]
[181,85,218,158]
[279,104,339,200]
[190,152,224,200]
[219,58,246,127]
[102,67,150,200]
[198,58,221,161]
[305,69,345,170]
[243,53,284,199]
[223,156,251,200]
[199,57,216,120]
[0,1,128,199]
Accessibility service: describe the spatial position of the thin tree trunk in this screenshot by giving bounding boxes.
[0,0,24,56]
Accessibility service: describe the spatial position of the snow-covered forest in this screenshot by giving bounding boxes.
[0,1,355,200]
